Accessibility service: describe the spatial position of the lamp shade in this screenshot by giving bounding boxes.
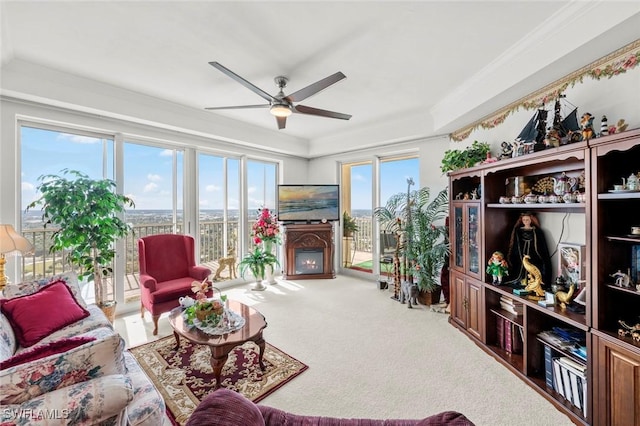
[0,224,34,255]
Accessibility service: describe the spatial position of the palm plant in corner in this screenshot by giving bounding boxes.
[27,169,134,322]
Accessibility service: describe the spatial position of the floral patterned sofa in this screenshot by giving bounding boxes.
[0,273,166,425]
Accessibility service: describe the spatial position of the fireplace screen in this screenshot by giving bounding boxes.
[295,248,324,275]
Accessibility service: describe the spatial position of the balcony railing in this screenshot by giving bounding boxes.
[20,217,375,301]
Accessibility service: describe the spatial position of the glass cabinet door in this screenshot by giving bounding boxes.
[453,205,464,270]
[467,204,480,276]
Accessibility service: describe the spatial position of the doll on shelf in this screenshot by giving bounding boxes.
[486,251,509,285]
[507,212,552,288]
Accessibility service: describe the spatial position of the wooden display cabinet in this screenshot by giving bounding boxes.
[450,270,483,341]
[450,201,482,280]
[590,130,640,425]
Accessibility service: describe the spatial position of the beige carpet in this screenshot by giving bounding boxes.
[116,275,574,426]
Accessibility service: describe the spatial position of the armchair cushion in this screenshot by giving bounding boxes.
[0,336,96,369]
[0,281,90,347]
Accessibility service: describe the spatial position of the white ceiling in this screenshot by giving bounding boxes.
[1,1,639,150]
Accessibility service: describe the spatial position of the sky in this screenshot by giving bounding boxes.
[21,126,418,213]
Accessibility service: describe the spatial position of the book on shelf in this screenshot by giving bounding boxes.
[544,345,555,390]
[552,358,565,398]
[499,296,523,315]
[496,316,504,349]
[511,323,523,355]
[631,245,640,285]
[559,360,573,405]
[571,346,587,362]
[557,356,587,413]
[505,319,512,353]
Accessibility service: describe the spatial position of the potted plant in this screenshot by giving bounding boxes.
[238,246,281,291]
[440,140,491,173]
[26,169,134,321]
[407,187,450,304]
[342,211,359,237]
[374,180,450,304]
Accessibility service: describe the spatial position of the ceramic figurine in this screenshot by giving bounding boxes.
[600,115,608,136]
[486,251,509,285]
[580,112,595,141]
[626,173,638,191]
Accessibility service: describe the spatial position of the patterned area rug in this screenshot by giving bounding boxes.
[129,336,308,425]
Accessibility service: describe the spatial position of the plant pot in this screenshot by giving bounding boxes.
[417,286,442,306]
[98,300,117,323]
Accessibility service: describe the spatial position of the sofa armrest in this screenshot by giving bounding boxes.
[139,274,157,292]
[189,266,211,281]
[1,327,126,405]
[0,374,133,425]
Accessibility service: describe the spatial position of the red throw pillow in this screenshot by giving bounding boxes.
[0,281,90,347]
[0,336,96,369]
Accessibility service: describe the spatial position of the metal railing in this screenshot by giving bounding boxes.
[20,218,375,300]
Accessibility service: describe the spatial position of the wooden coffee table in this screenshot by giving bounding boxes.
[168,300,268,389]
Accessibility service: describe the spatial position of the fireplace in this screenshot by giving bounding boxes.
[283,223,335,280]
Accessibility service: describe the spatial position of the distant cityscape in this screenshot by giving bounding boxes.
[22,209,373,229]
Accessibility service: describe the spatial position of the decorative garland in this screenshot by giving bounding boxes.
[450,39,640,142]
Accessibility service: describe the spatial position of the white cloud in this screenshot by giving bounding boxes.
[147,174,162,182]
[247,186,257,194]
[57,133,101,144]
[22,182,34,191]
[159,149,173,157]
[143,182,158,193]
[205,184,220,192]
[352,173,366,182]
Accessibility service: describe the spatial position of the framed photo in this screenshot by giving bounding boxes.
[558,243,586,288]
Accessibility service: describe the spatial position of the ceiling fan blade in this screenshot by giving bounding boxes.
[285,72,346,103]
[276,116,287,130]
[209,62,276,103]
[205,104,270,111]
[294,105,352,120]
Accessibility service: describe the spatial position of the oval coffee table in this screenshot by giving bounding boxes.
[168,300,268,389]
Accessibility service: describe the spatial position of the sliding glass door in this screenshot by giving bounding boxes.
[341,155,418,279]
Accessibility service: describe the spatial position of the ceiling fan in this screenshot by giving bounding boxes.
[205,62,352,130]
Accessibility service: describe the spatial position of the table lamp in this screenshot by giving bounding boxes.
[0,224,34,290]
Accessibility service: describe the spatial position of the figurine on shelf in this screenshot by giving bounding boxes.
[555,282,576,309]
[611,269,631,288]
[523,255,546,297]
[580,112,595,141]
[507,212,552,288]
[600,115,609,136]
[486,251,509,285]
[500,141,513,159]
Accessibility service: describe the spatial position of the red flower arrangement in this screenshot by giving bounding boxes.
[251,207,281,245]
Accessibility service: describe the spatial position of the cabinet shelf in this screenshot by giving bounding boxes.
[487,203,585,210]
[606,235,640,243]
[528,376,588,425]
[536,337,587,366]
[606,283,640,296]
[487,344,524,372]
[598,191,640,200]
[489,308,523,327]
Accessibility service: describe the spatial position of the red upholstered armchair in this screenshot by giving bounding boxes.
[138,234,212,335]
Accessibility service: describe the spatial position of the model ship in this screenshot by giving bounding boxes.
[516,95,581,152]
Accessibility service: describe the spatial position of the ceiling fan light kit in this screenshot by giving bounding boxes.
[206,61,351,130]
[270,103,292,117]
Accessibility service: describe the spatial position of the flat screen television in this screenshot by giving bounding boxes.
[277,184,340,222]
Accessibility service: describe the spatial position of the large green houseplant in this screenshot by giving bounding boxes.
[26,169,134,318]
[440,140,490,173]
[374,181,450,297]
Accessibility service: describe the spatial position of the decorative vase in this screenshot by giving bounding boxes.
[252,278,266,291]
[262,240,277,285]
